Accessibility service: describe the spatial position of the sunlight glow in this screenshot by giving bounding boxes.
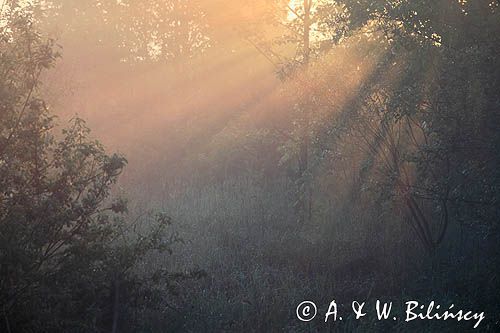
[287,0,302,21]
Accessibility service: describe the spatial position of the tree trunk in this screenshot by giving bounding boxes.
[297,0,312,224]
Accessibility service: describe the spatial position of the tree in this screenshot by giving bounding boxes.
[242,0,351,224]
[322,0,500,251]
[244,0,500,248]
[46,0,211,65]
[0,4,195,331]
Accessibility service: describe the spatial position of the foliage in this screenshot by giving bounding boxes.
[2,0,500,331]
[45,0,211,63]
[325,0,500,250]
[0,6,195,332]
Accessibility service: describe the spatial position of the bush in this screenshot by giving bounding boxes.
[0,9,189,332]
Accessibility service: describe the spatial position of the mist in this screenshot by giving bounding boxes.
[1,0,500,331]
